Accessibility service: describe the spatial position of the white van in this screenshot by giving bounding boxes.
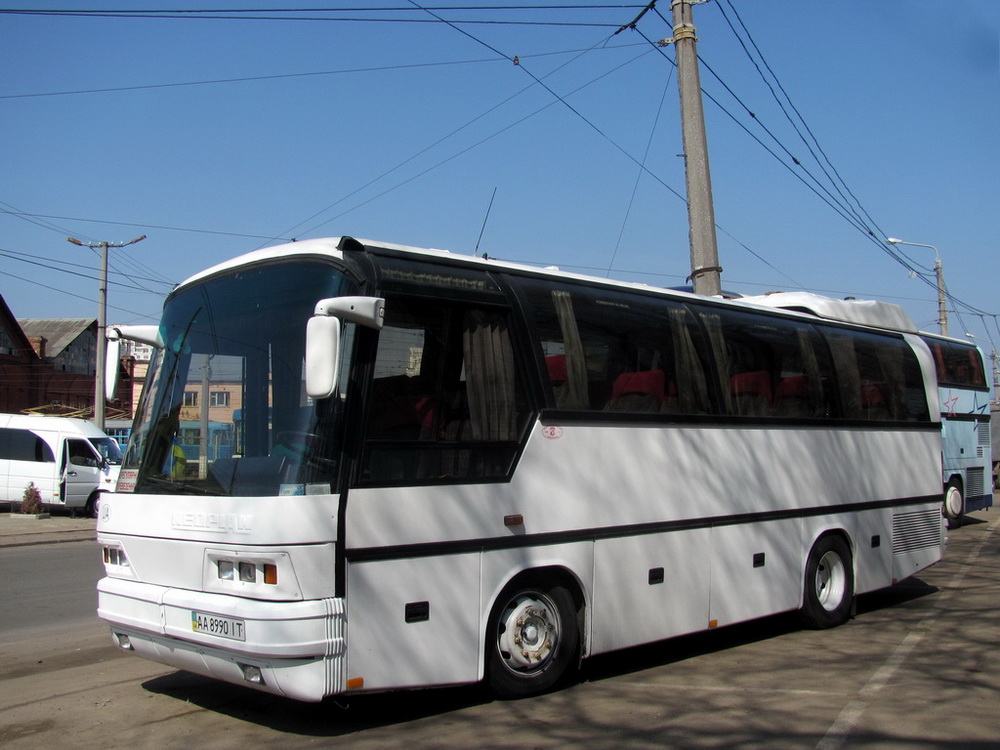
[0,415,123,517]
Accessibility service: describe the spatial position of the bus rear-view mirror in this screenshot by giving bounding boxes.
[305,297,384,400]
[106,325,164,403]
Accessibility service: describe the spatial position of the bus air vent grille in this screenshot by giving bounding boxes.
[892,508,942,555]
[966,468,985,498]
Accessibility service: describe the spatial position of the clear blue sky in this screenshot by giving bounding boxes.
[2,1,997,355]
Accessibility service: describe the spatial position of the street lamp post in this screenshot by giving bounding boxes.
[886,237,948,336]
[67,234,146,430]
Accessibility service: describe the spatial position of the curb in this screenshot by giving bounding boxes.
[0,532,97,549]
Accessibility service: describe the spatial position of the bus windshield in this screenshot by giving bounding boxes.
[123,261,357,497]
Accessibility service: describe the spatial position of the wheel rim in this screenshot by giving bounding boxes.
[815,550,847,612]
[944,485,963,518]
[496,592,560,675]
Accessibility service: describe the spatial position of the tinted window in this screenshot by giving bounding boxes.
[361,295,531,484]
[0,428,55,463]
[824,329,930,421]
[519,280,714,415]
[694,307,836,419]
[922,337,988,389]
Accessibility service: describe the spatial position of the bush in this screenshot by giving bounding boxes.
[20,482,44,515]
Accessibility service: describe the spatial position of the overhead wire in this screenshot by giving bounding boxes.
[632,6,994,324]
[0,6,633,27]
[294,44,665,239]
[269,40,647,242]
[4,3,992,337]
[714,0,878,239]
[0,247,170,294]
[606,70,672,277]
[1,268,162,322]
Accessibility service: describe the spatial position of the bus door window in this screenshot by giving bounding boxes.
[361,296,529,484]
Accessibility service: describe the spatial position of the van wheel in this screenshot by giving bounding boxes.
[487,581,579,699]
[84,493,100,519]
[800,535,854,629]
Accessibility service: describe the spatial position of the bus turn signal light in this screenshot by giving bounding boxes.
[263,564,278,585]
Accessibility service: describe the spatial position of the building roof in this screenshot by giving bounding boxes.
[0,294,38,360]
[17,318,96,358]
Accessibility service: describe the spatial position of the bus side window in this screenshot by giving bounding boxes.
[696,308,833,419]
[825,330,929,422]
[521,281,714,415]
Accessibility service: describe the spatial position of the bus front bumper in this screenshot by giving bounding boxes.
[97,576,347,702]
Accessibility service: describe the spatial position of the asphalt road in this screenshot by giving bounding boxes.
[1,506,998,749]
[0,542,102,639]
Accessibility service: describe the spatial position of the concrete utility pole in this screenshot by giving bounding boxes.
[886,237,948,336]
[67,234,146,430]
[668,0,722,296]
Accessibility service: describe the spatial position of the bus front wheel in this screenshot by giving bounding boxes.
[800,535,854,629]
[486,581,579,699]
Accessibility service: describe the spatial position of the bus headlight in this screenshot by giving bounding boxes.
[218,560,235,581]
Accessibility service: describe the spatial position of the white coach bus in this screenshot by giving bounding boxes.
[97,237,944,701]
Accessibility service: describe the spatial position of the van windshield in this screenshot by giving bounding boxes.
[122,261,357,497]
[91,437,123,465]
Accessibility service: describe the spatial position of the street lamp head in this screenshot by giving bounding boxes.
[67,237,84,246]
[886,237,903,244]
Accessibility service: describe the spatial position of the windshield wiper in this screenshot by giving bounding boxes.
[140,476,225,496]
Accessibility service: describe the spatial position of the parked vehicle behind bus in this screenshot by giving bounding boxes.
[919,334,993,526]
[0,414,122,516]
[97,237,945,702]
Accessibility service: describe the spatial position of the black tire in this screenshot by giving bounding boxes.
[800,535,854,629]
[84,492,101,519]
[486,581,579,699]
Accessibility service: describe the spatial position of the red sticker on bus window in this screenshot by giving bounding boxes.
[541,426,563,439]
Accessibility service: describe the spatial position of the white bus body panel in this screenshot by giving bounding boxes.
[346,423,941,548]
[591,530,710,652]
[346,553,482,690]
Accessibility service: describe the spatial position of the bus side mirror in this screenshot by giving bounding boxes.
[105,336,122,403]
[305,297,384,400]
[305,315,342,400]
[106,325,164,403]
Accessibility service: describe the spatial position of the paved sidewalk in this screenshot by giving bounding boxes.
[0,513,97,548]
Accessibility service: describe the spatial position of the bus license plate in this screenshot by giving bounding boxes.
[191,611,246,641]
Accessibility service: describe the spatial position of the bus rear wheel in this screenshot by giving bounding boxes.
[943,480,964,529]
[486,581,579,699]
[800,535,854,629]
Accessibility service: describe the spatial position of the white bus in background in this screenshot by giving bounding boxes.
[919,334,993,525]
[744,292,993,527]
[0,414,123,517]
[96,237,944,702]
